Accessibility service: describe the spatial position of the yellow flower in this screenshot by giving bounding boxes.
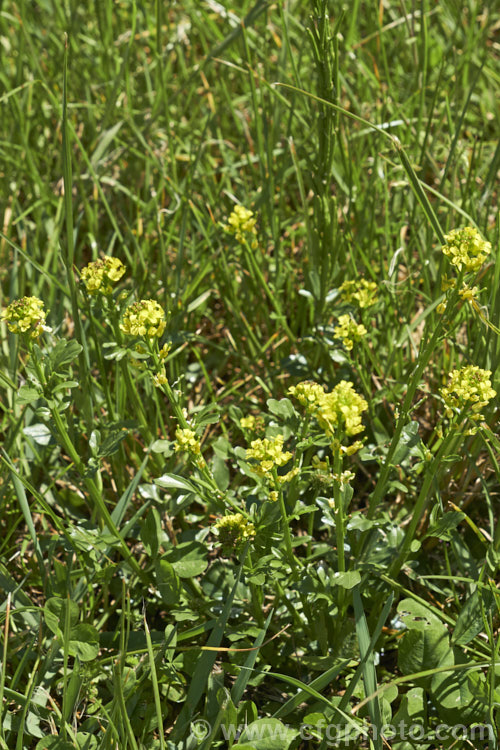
[159,343,171,360]
[1,296,49,338]
[240,415,256,430]
[80,256,126,295]
[440,365,496,420]
[334,314,367,351]
[246,435,292,476]
[317,381,368,437]
[276,467,299,485]
[120,300,166,339]
[441,275,456,292]
[152,370,168,387]
[436,302,447,315]
[222,205,257,245]
[289,379,368,438]
[339,279,378,308]
[441,227,491,273]
[458,285,479,303]
[288,381,325,411]
[174,428,201,455]
[214,513,255,548]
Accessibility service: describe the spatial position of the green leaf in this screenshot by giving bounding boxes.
[44,597,79,637]
[392,421,424,466]
[452,588,495,646]
[68,623,99,661]
[426,510,465,541]
[36,738,75,750]
[150,439,173,455]
[331,570,361,589]
[49,338,83,369]
[234,719,298,750]
[17,385,41,404]
[397,599,450,684]
[165,542,208,578]
[266,398,296,420]
[155,559,182,605]
[64,656,82,720]
[141,506,162,558]
[431,656,486,723]
[75,734,99,750]
[392,686,426,727]
[155,473,198,493]
[23,423,52,446]
[212,454,230,491]
[98,429,128,457]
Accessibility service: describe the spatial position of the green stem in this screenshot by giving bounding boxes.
[332,448,345,575]
[273,470,298,578]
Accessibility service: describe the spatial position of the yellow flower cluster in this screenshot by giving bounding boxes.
[222,205,257,245]
[289,380,368,438]
[120,300,166,339]
[240,415,256,430]
[458,285,479,303]
[80,256,126,295]
[246,435,292,476]
[440,365,496,420]
[1,296,49,338]
[339,279,378,308]
[214,513,255,548]
[174,427,201,455]
[441,227,491,273]
[153,371,168,387]
[288,380,325,408]
[334,314,367,351]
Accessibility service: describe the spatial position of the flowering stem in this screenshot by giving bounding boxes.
[332,448,345,575]
[107,311,154,438]
[247,550,265,626]
[273,470,298,577]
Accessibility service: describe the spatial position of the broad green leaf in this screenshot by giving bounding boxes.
[431,658,486,724]
[155,559,182,605]
[155,473,198,493]
[17,385,41,404]
[452,588,495,646]
[24,423,52,446]
[68,623,99,661]
[166,542,208,578]
[75,734,99,750]
[392,686,426,727]
[392,421,423,466]
[426,510,465,541]
[331,570,361,589]
[49,338,83,369]
[266,398,296,420]
[44,597,79,637]
[36,739,75,750]
[397,599,450,683]
[235,719,298,750]
[141,506,162,558]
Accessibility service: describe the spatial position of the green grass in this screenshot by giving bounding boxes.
[0,1,499,748]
